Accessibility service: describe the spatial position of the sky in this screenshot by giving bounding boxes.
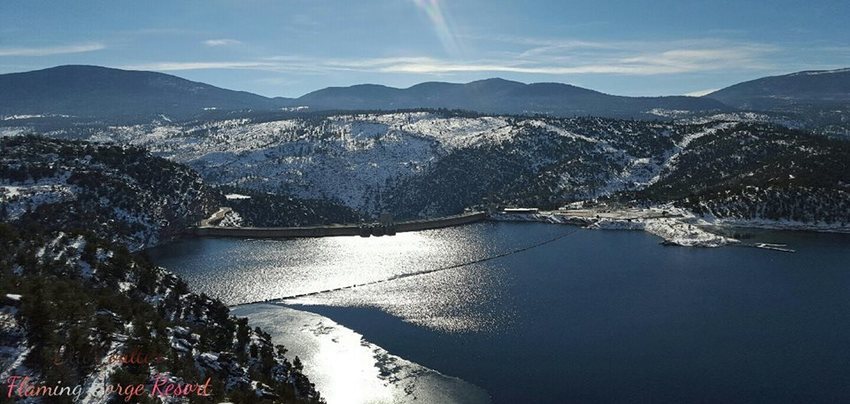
[1,0,849,98]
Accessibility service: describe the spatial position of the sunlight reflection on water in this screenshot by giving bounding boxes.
[149,223,532,332]
[152,224,514,404]
[230,304,491,404]
[286,260,516,333]
[151,225,850,403]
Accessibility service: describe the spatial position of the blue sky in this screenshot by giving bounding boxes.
[1,0,849,97]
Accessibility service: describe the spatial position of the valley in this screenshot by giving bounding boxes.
[3,0,849,401]
[2,64,850,403]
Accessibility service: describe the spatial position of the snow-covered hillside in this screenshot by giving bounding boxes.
[8,111,850,225]
[41,112,711,213]
[0,136,219,250]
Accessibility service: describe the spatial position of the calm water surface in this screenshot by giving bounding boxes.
[149,223,850,403]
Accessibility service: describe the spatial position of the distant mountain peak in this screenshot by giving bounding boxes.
[0,65,290,121]
[468,77,524,85]
[706,67,850,110]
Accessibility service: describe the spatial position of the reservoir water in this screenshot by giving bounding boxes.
[148,222,850,403]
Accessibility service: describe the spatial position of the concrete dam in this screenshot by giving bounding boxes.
[189,211,488,239]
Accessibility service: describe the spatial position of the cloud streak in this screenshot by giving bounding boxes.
[125,38,781,78]
[121,61,275,71]
[0,42,106,57]
[203,39,243,47]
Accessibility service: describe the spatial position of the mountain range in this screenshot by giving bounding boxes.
[297,78,728,118]
[2,65,849,124]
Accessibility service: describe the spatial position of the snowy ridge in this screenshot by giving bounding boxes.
[790,68,850,76]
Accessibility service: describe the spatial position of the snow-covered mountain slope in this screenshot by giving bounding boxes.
[645,109,850,138]
[635,123,850,226]
[36,112,708,213]
[77,113,455,209]
[12,111,850,225]
[0,136,220,250]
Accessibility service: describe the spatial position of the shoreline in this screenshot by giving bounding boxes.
[230,303,491,404]
[154,221,850,403]
[490,208,850,249]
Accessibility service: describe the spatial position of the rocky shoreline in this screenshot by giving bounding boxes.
[492,206,850,249]
[490,208,736,247]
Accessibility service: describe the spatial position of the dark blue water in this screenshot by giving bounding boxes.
[149,223,850,403]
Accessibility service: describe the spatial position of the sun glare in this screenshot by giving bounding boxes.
[412,0,461,55]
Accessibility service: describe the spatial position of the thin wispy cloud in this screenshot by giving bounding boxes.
[121,61,275,71]
[203,39,243,47]
[0,0,843,97]
[0,42,106,57]
[398,38,774,75]
[481,35,778,67]
[125,38,780,78]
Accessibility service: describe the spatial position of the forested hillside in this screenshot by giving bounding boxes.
[0,137,324,403]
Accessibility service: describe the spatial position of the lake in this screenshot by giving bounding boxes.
[148,222,850,403]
